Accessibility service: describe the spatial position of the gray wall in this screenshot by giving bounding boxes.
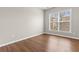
[44,7,79,38]
[0,7,43,45]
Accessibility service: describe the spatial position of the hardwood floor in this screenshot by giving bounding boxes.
[0,34,79,52]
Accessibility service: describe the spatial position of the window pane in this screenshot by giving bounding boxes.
[59,9,71,32]
[60,16,70,22]
[51,13,58,22]
[60,22,70,31]
[50,13,58,31]
[60,10,70,22]
[50,22,58,31]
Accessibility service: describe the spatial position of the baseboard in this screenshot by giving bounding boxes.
[44,32,79,40]
[0,32,78,48]
[0,33,43,47]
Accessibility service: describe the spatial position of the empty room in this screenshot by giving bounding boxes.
[0,7,79,52]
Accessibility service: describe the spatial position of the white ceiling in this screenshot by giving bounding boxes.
[39,7,52,10]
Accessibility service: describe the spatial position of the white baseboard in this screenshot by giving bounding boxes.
[0,32,78,48]
[0,33,43,47]
[45,32,79,40]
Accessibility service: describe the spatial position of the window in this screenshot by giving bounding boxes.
[49,9,71,32]
[49,12,58,31]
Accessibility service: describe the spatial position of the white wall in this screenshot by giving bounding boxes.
[0,7,43,45]
[44,7,79,38]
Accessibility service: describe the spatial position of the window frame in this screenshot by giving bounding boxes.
[49,9,72,33]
